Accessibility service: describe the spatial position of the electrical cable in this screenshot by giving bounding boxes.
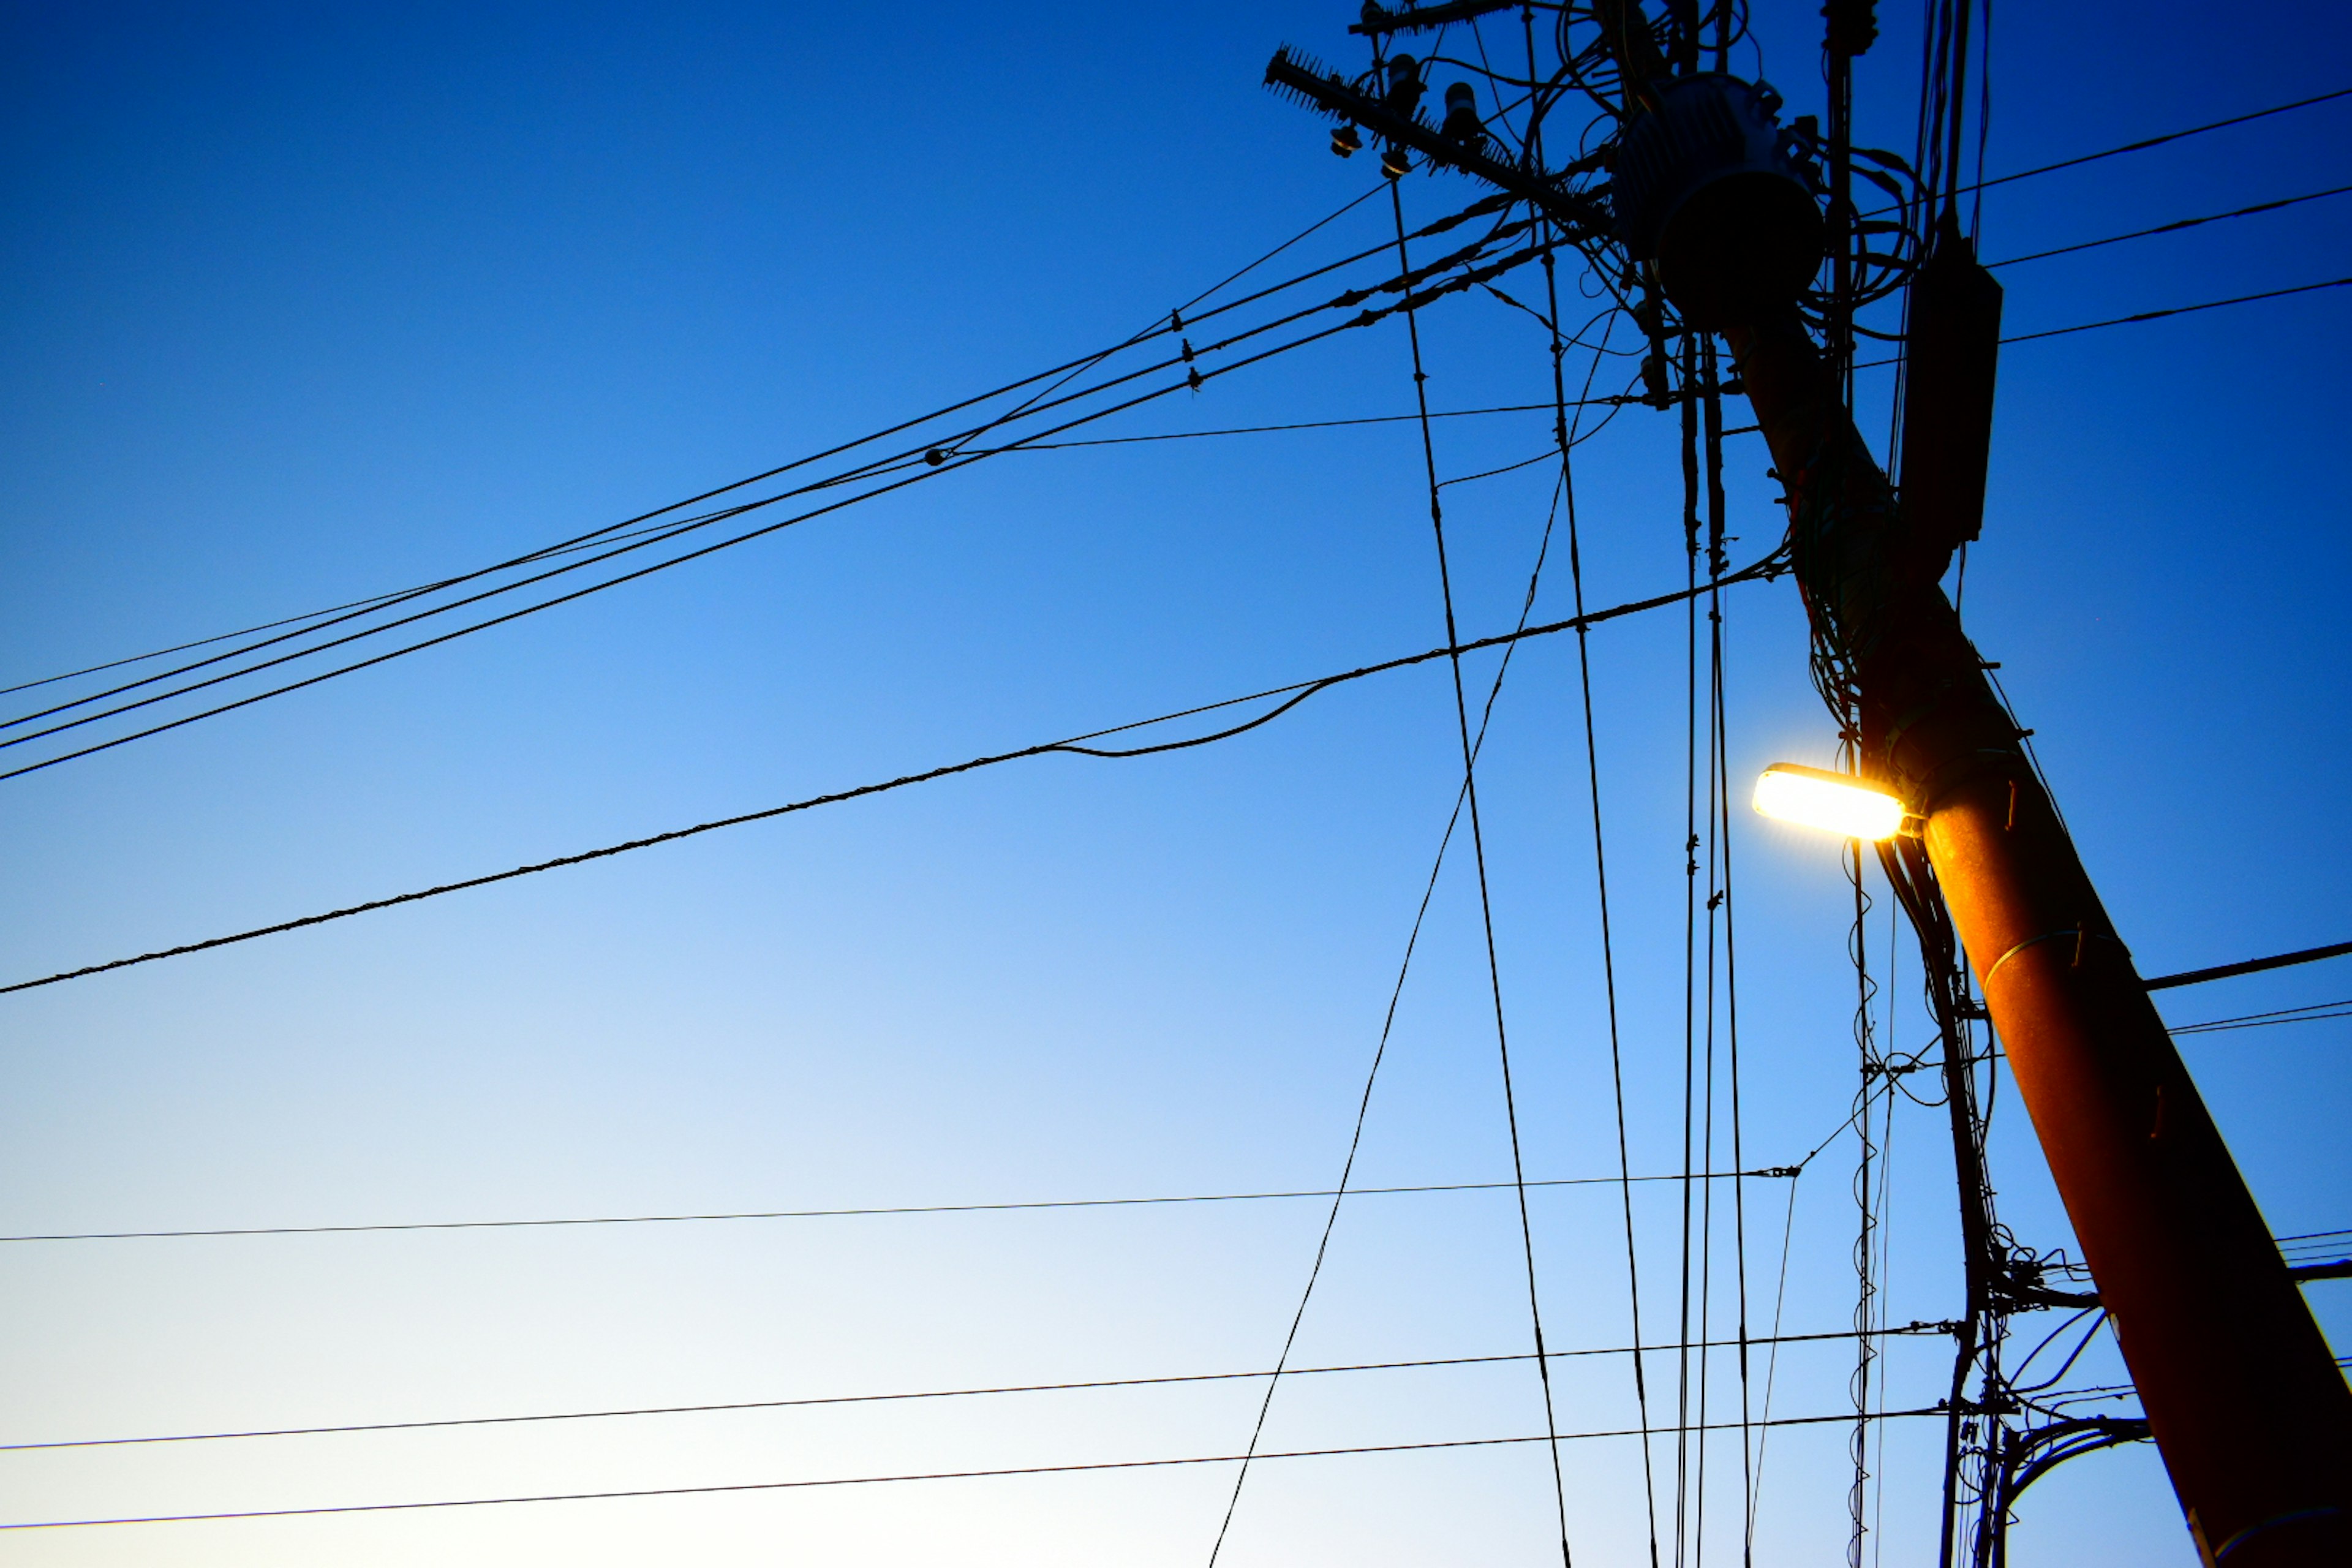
[0,552,1785,996]
[1440,448,1561,487]
[993,402,1566,453]
[0,224,1558,786]
[1540,219,1665,1568]
[2142,938,2352,991]
[1743,1166,1804,1551]
[1675,326,1703,1568]
[1,202,1532,778]
[1960,85,2352,203]
[1700,345,1757,1568]
[2277,1228,2352,1257]
[1997,275,2352,345]
[1985,183,2352,270]
[1859,84,2352,224]
[0,1409,1950,1532]
[2168,1000,2352,1036]
[0,1169,1801,1246]
[1202,343,1580,1568]
[0,187,1414,709]
[4,1325,1964,1454]
[1389,176,1576,1568]
[1845,274,2352,374]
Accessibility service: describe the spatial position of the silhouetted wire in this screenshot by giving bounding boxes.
[2169,1001,2352,1036]
[0,192,1495,744]
[1744,1169,1805,1548]
[1204,346,1582,1568]
[1676,330,1703,1568]
[2277,1228,2352,1255]
[1,1169,1803,1246]
[1389,179,1575,1568]
[913,184,1396,469]
[1985,183,2352,270]
[0,587,420,699]
[4,1325,1962,1453]
[1,1408,1948,1532]
[1858,84,2352,222]
[0,551,1786,997]
[1962,86,2352,199]
[1544,225,1666,1568]
[1440,449,1559,487]
[994,399,1602,453]
[0,226,1557,785]
[1,187,1405,706]
[2142,939,2352,991]
[1998,276,2352,344]
[1846,275,2352,372]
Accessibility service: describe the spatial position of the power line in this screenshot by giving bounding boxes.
[1540,214,1665,1567]
[1001,401,1568,451]
[1858,85,2352,225]
[1963,85,2352,202]
[2278,1229,2352,1255]
[1985,183,2352,270]
[1850,274,2352,372]
[2169,1000,2352,1037]
[1199,341,1581,1568]
[2142,938,2352,991]
[9,1326,1959,1454]
[1,1408,1948,1531]
[0,204,1533,780]
[1387,179,1577,1568]
[0,1169,1798,1245]
[0,236,1511,779]
[0,188,1416,709]
[0,552,1782,996]
[1999,276,2352,345]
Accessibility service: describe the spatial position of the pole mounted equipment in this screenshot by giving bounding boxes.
[1897,213,2003,573]
[1349,0,1520,36]
[1262,47,1613,237]
[1609,74,1828,328]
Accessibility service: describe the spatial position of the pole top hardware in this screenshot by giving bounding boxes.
[1609,74,1825,328]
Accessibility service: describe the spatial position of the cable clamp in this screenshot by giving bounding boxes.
[1981,924,2130,989]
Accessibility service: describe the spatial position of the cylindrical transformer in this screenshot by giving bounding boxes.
[1609,73,1823,329]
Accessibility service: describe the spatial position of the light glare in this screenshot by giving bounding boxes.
[1752,763,1906,841]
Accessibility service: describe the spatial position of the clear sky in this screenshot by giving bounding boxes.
[2,2,2346,1564]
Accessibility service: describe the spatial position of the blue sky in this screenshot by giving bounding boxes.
[2,2,2347,1563]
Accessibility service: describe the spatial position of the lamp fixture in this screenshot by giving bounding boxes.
[1752,761,1908,841]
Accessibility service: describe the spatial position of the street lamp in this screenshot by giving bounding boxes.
[1752,761,1907,841]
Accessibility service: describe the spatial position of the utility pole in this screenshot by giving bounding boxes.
[1728,307,2352,1567]
[1267,6,2352,1562]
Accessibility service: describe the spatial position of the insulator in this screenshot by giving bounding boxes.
[1384,53,1425,116]
[1441,81,1483,145]
[1380,140,1412,178]
[1823,0,1879,58]
[1331,123,1363,158]
[1608,73,1824,330]
[1640,349,1670,406]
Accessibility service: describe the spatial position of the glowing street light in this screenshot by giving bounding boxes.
[1752,762,1908,841]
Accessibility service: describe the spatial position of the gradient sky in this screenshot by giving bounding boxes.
[3,2,2347,1564]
